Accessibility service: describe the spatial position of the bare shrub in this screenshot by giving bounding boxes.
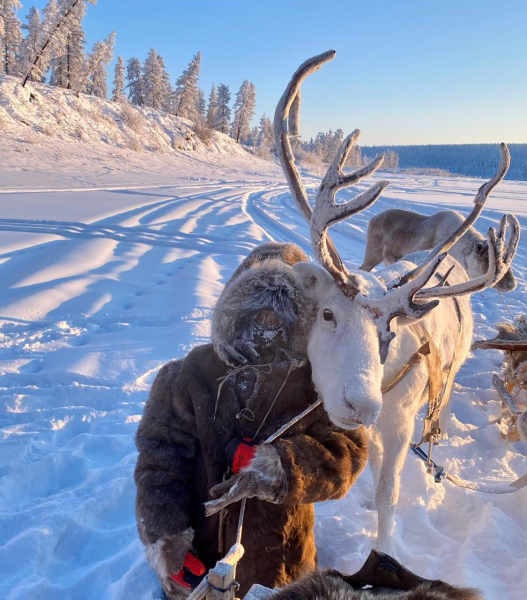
[121,102,145,134]
[172,130,198,151]
[126,136,143,152]
[295,148,326,175]
[253,144,274,162]
[74,127,89,142]
[191,119,213,146]
[41,122,56,137]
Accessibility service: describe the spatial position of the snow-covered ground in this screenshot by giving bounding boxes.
[0,140,526,600]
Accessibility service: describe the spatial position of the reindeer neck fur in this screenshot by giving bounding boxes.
[373,258,473,390]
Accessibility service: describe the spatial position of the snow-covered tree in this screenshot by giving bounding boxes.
[126,57,143,105]
[206,83,217,128]
[22,0,95,86]
[158,53,172,111]
[214,82,230,134]
[258,114,273,149]
[172,51,201,119]
[84,31,115,98]
[0,0,22,75]
[142,47,169,110]
[47,0,94,90]
[18,7,43,81]
[112,55,125,101]
[197,88,205,120]
[231,79,256,144]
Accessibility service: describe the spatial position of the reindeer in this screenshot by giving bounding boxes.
[360,208,517,292]
[273,50,519,554]
[203,51,519,556]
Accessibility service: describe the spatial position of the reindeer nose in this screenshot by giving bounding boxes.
[343,396,381,427]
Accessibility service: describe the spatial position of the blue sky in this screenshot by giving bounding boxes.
[29,0,527,144]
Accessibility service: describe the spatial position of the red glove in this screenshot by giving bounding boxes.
[226,438,258,474]
[170,552,206,590]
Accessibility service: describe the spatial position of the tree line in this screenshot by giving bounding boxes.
[360,144,527,180]
[298,130,400,170]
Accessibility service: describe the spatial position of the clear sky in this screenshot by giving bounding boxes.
[29,0,527,145]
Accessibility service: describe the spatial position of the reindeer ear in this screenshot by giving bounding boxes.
[293,262,334,299]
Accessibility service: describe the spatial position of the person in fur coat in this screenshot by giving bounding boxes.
[134,242,368,599]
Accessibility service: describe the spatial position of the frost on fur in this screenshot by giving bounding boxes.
[211,242,311,366]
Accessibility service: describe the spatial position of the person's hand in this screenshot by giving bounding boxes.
[205,444,286,516]
[170,551,206,591]
[226,437,258,474]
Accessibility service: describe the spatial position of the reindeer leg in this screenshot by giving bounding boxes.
[368,425,383,497]
[375,397,417,556]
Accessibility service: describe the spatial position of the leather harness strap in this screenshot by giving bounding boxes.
[381,293,463,447]
[408,322,445,446]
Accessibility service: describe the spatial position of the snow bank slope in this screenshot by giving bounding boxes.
[0,153,525,600]
[0,74,246,156]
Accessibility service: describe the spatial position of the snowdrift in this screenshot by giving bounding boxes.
[0,74,247,157]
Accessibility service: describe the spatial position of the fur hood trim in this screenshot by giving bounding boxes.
[211,243,310,365]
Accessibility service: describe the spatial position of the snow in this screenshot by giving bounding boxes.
[0,91,526,598]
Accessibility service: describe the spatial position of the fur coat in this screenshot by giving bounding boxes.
[268,550,483,600]
[134,243,369,598]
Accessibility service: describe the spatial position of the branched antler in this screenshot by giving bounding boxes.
[274,50,388,293]
[275,53,520,365]
[390,143,511,290]
[360,144,518,363]
[416,214,520,299]
[311,131,388,292]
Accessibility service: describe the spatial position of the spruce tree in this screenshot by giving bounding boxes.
[142,48,168,110]
[112,55,125,101]
[258,114,274,148]
[172,51,201,120]
[84,31,115,98]
[19,7,43,81]
[214,83,230,134]
[206,83,217,128]
[49,0,93,91]
[126,57,143,105]
[22,0,95,87]
[231,80,256,144]
[0,0,22,75]
[157,52,172,111]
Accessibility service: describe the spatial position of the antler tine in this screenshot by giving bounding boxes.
[504,214,520,263]
[335,131,386,187]
[274,50,345,271]
[416,214,520,300]
[390,143,511,290]
[311,132,388,290]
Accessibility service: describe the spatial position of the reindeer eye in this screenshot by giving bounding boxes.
[323,309,334,322]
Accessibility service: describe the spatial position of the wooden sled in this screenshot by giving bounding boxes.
[472,316,527,443]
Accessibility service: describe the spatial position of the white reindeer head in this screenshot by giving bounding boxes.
[274,50,520,429]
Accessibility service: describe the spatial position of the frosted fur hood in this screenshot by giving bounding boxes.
[211,242,312,365]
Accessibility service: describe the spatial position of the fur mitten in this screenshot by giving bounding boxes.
[205,444,287,515]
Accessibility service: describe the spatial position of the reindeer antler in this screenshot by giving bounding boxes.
[390,143,511,290]
[415,213,519,299]
[361,145,519,362]
[274,51,388,293]
[311,131,388,292]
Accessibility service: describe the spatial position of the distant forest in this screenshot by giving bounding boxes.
[360,144,527,181]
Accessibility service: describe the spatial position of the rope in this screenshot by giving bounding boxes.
[252,360,299,439]
[410,442,527,493]
[497,290,526,339]
[208,581,240,594]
